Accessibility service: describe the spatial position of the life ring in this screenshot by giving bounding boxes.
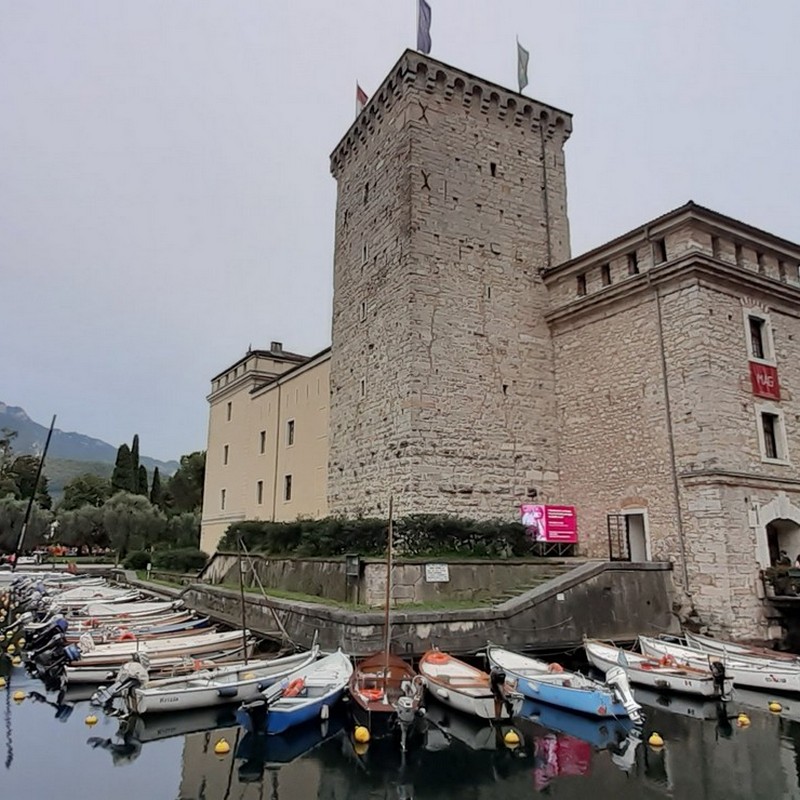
[427,651,448,664]
[659,654,676,668]
[360,687,383,701]
[118,631,135,642]
[547,662,564,673]
[284,678,305,698]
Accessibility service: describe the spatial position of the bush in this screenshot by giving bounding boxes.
[123,550,151,570]
[221,515,535,559]
[151,547,208,574]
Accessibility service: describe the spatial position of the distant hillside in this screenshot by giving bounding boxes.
[0,402,179,475]
[46,459,114,498]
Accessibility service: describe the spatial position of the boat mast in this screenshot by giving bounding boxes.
[11,414,56,573]
[382,495,394,688]
[237,536,249,665]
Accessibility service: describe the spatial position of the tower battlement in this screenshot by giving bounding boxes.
[330,49,572,178]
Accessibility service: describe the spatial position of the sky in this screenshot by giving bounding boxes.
[2,1,799,462]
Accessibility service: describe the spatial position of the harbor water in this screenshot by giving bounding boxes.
[3,667,800,799]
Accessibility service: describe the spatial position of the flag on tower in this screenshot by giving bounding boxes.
[517,38,530,92]
[417,0,432,54]
[356,83,368,115]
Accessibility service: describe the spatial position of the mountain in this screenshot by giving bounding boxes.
[0,402,179,475]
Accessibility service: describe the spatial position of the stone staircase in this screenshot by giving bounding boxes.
[487,563,575,605]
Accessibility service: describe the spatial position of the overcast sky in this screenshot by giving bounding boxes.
[2,1,799,462]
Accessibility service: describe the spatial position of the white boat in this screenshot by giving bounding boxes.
[100,646,320,713]
[49,585,141,604]
[76,600,183,619]
[685,631,800,663]
[419,649,523,720]
[584,639,733,699]
[639,635,800,694]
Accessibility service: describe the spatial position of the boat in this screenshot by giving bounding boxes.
[98,646,320,713]
[486,644,643,723]
[237,649,353,735]
[685,631,800,663]
[347,500,425,749]
[419,649,523,720]
[424,700,525,752]
[73,600,183,619]
[584,639,733,699]
[639,634,800,694]
[349,651,425,747]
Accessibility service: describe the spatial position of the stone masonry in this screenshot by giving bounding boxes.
[328,50,571,519]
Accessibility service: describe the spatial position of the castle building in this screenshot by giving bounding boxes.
[200,50,800,638]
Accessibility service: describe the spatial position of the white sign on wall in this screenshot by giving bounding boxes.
[425,563,450,583]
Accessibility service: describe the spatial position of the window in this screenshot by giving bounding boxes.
[286,419,295,446]
[601,263,612,286]
[756,252,765,274]
[653,238,667,264]
[364,182,369,205]
[746,313,774,362]
[284,475,293,501]
[762,414,779,460]
[362,243,368,263]
[735,244,743,267]
[223,444,229,465]
[576,274,587,297]
[627,251,639,275]
[711,236,720,258]
[220,488,226,510]
[779,260,787,283]
[259,430,266,454]
[256,480,264,505]
[226,402,232,421]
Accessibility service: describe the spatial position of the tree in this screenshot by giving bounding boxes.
[111,444,135,494]
[0,429,18,499]
[9,455,52,509]
[164,512,201,549]
[57,505,107,550]
[166,451,206,514]
[150,467,163,507]
[102,492,165,559]
[131,434,141,491]
[61,473,112,511]
[0,497,52,553]
[137,464,148,497]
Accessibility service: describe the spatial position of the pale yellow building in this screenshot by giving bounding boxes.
[200,342,330,553]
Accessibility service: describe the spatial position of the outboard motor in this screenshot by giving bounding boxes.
[609,727,642,773]
[91,653,150,709]
[709,659,730,701]
[489,666,514,718]
[605,665,645,725]
[238,694,269,734]
[26,617,68,652]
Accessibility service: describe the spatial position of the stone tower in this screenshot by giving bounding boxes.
[328,50,572,518]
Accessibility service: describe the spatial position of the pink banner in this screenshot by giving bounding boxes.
[521,504,578,543]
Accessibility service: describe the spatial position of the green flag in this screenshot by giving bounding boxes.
[517,39,529,92]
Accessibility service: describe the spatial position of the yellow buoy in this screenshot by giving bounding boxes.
[17,638,24,648]
[6,644,15,655]
[736,713,751,727]
[12,690,25,703]
[353,741,369,756]
[85,715,98,726]
[769,701,782,713]
[648,732,665,748]
[0,676,6,688]
[354,725,371,744]
[11,656,21,667]
[214,738,231,755]
[503,730,521,748]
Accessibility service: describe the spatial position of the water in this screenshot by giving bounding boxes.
[3,667,800,799]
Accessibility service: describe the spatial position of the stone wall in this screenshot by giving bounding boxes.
[328,50,572,520]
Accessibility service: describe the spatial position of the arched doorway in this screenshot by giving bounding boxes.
[766,518,800,566]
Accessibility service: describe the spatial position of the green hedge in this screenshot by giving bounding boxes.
[151,547,208,573]
[221,515,534,558]
[123,550,150,570]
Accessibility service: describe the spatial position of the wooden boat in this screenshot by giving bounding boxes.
[419,649,523,720]
[65,613,207,642]
[111,646,320,714]
[237,649,353,735]
[639,634,800,694]
[348,651,425,746]
[685,631,800,663]
[424,700,525,752]
[584,639,733,699]
[486,644,644,723]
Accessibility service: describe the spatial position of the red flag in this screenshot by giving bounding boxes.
[356,83,368,114]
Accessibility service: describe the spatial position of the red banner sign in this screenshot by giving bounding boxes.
[749,361,780,400]
[521,504,578,543]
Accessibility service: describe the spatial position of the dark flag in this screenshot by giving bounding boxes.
[417,0,432,54]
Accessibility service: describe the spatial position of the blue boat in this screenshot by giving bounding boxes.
[519,698,634,749]
[486,645,644,724]
[236,649,353,735]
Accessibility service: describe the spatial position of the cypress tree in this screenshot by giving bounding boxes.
[150,467,162,507]
[131,434,141,491]
[137,464,148,497]
[111,444,135,494]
